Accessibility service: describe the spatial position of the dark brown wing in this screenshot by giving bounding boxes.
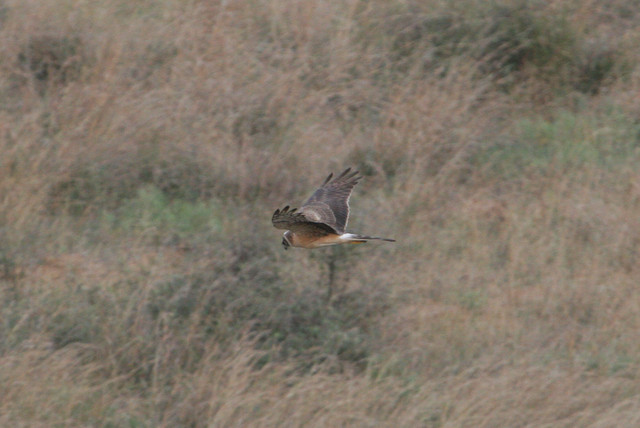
[300,168,361,234]
[272,205,337,236]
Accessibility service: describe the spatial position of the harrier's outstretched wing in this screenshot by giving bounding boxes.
[272,205,337,237]
[300,168,361,234]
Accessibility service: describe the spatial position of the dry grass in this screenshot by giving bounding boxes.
[2,0,640,426]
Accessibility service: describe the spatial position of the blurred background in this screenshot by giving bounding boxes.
[1,0,640,426]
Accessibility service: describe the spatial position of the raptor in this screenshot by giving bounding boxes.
[272,168,395,249]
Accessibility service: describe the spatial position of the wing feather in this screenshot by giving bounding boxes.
[272,205,336,236]
[300,168,361,234]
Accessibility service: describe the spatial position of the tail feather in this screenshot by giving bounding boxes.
[344,233,395,243]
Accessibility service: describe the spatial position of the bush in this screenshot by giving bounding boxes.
[17,34,86,90]
[146,245,390,373]
[47,147,218,215]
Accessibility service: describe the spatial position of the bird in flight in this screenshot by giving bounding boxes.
[272,168,395,249]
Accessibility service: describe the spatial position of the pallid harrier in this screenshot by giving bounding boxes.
[272,168,395,249]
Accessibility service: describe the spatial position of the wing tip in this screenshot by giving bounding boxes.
[273,205,300,218]
[273,205,287,216]
[322,172,334,186]
[326,167,361,185]
[272,205,304,230]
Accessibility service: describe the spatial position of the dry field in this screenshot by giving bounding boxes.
[2,0,640,426]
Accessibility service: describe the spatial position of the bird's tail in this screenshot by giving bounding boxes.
[341,233,395,244]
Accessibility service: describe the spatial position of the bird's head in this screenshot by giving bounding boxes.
[282,231,292,250]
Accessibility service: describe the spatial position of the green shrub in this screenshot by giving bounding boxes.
[474,109,640,179]
[105,186,221,242]
[47,149,217,215]
[477,2,575,82]
[365,1,623,94]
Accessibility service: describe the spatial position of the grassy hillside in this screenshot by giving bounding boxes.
[2,0,640,426]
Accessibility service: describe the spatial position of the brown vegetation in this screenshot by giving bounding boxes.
[2,0,640,426]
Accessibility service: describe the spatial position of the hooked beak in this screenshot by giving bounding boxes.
[282,237,290,250]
